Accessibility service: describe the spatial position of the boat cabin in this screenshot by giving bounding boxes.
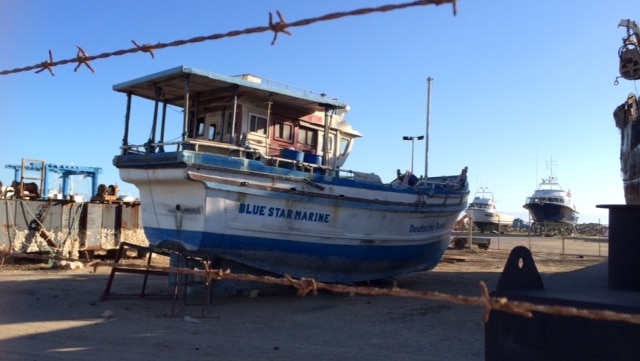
[114,66,362,170]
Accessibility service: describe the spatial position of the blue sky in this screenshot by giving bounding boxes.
[1,0,637,224]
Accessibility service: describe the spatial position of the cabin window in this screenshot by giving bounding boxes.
[196,117,206,136]
[249,114,267,134]
[298,127,317,146]
[339,138,350,155]
[275,122,293,141]
[208,124,216,140]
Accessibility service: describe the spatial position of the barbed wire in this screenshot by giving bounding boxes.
[3,250,640,326]
[0,0,456,77]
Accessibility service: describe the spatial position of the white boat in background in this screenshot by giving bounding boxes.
[111,66,469,283]
[523,173,578,232]
[464,187,515,233]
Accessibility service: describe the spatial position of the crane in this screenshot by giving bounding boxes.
[618,19,640,81]
[5,158,102,199]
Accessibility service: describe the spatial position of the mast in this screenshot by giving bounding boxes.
[424,77,432,178]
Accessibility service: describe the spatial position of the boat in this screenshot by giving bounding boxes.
[613,19,640,205]
[464,187,515,233]
[522,170,578,231]
[111,66,469,283]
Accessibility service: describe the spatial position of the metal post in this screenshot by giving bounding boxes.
[411,137,415,174]
[598,219,602,257]
[231,85,239,144]
[497,214,501,250]
[402,135,424,174]
[528,213,532,251]
[468,215,472,249]
[425,77,432,179]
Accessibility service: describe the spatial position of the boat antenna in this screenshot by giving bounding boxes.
[546,157,557,181]
[424,77,432,178]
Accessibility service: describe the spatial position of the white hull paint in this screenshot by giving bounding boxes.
[119,163,465,282]
[465,209,515,226]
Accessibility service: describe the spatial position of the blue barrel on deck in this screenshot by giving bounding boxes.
[303,153,322,165]
[280,148,304,162]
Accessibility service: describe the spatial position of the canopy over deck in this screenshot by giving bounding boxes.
[113,66,349,113]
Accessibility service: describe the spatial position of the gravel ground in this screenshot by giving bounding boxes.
[0,237,606,361]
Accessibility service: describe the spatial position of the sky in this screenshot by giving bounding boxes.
[0,0,638,224]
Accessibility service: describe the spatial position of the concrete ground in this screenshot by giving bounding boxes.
[0,236,607,361]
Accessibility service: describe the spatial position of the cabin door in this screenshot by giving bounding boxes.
[208,111,226,142]
[245,113,268,152]
[195,110,235,143]
[325,131,352,168]
[192,112,221,142]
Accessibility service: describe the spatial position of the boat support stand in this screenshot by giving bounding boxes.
[100,242,213,317]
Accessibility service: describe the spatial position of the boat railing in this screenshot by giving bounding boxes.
[415,175,467,190]
[120,140,184,155]
[120,140,469,192]
[186,139,256,158]
[233,73,340,103]
[121,139,252,157]
[334,169,383,183]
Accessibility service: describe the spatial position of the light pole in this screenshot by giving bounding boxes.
[402,135,424,174]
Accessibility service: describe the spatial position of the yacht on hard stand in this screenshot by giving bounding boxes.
[523,171,578,234]
[464,187,515,233]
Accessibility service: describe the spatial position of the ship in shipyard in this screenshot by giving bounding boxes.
[0,158,147,258]
[111,66,469,283]
[613,19,640,204]
[522,170,578,233]
[464,187,515,233]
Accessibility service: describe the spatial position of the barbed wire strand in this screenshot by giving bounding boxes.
[3,250,639,326]
[0,0,456,77]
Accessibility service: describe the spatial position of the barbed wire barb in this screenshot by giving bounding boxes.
[34,49,55,76]
[269,10,292,45]
[131,40,156,59]
[74,46,95,73]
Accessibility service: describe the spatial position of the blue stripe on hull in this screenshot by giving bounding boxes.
[145,227,450,283]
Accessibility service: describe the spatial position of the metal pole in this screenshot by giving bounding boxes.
[497,214,501,250]
[528,213,532,251]
[410,138,415,174]
[468,215,472,249]
[231,85,239,144]
[403,136,423,174]
[598,218,602,257]
[425,77,432,179]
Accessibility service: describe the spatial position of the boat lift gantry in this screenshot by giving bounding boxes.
[5,158,102,199]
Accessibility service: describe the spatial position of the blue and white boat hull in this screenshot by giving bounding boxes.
[118,153,466,282]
